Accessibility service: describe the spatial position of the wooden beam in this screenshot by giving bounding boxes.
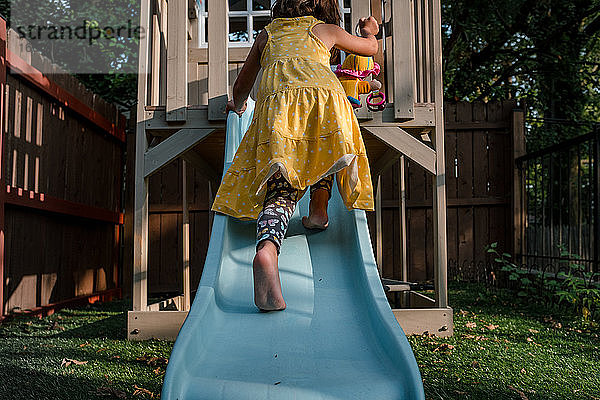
[391,0,416,119]
[127,310,189,340]
[207,0,229,120]
[358,103,434,128]
[392,307,453,337]
[144,103,436,134]
[150,13,161,106]
[399,156,408,281]
[133,0,152,313]
[144,128,213,177]
[6,49,125,142]
[144,107,226,134]
[5,186,123,224]
[430,0,448,309]
[363,126,436,174]
[182,161,191,311]
[166,0,188,121]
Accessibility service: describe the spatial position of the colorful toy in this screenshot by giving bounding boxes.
[335,53,385,110]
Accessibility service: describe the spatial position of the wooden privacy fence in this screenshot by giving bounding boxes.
[371,100,523,283]
[124,99,524,298]
[0,17,127,318]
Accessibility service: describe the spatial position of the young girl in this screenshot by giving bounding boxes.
[211,0,379,311]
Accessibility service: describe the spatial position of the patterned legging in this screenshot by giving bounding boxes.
[256,171,334,254]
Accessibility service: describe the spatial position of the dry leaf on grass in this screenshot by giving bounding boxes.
[471,360,480,368]
[61,358,88,368]
[136,355,169,368]
[508,385,529,400]
[485,324,499,330]
[95,387,126,399]
[433,343,455,352]
[465,322,477,329]
[528,329,539,334]
[133,385,157,398]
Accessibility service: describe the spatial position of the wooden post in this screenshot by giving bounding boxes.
[208,0,229,120]
[430,0,448,308]
[391,0,416,120]
[0,16,6,317]
[166,0,188,121]
[133,0,152,312]
[512,109,525,262]
[399,156,408,280]
[376,175,382,276]
[182,160,190,311]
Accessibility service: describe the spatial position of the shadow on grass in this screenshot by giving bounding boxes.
[0,364,115,400]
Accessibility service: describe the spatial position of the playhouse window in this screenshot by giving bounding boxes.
[197,0,351,48]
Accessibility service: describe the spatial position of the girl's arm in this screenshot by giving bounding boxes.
[226,30,267,115]
[312,16,379,57]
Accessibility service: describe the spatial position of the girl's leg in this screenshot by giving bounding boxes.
[254,171,298,311]
[302,174,334,230]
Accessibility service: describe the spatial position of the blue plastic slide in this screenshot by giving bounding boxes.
[161,98,425,400]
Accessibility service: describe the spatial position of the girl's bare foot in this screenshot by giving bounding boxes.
[302,188,329,230]
[252,240,286,311]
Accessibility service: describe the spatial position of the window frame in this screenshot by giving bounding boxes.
[197,0,352,49]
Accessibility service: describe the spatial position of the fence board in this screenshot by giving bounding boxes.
[1,21,124,316]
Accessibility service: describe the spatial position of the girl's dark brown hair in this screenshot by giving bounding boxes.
[271,0,342,26]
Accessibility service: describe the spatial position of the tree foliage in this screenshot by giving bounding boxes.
[442,0,600,150]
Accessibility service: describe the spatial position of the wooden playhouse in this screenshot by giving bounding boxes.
[128,0,451,340]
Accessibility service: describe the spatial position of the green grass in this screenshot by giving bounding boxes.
[0,283,598,399]
[410,283,600,400]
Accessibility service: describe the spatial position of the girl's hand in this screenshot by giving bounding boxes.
[226,99,247,117]
[358,16,379,37]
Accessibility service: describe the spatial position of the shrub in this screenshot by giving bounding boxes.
[485,242,600,323]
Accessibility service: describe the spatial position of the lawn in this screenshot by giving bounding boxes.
[0,283,598,400]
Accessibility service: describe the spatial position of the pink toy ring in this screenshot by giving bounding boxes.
[366,90,386,111]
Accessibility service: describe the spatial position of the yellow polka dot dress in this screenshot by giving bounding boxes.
[211,16,375,220]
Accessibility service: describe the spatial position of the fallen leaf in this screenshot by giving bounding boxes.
[433,343,454,352]
[95,387,126,399]
[459,309,469,316]
[528,329,539,334]
[79,342,90,348]
[508,385,529,400]
[485,324,499,330]
[49,321,65,331]
[526,337,533,342]
[520,368,526,374]
[471,360,480,368]
[61,358,88,368]
[133,385,156,398]
[466,322,477,329]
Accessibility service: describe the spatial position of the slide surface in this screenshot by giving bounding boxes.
[161,98,425,400]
